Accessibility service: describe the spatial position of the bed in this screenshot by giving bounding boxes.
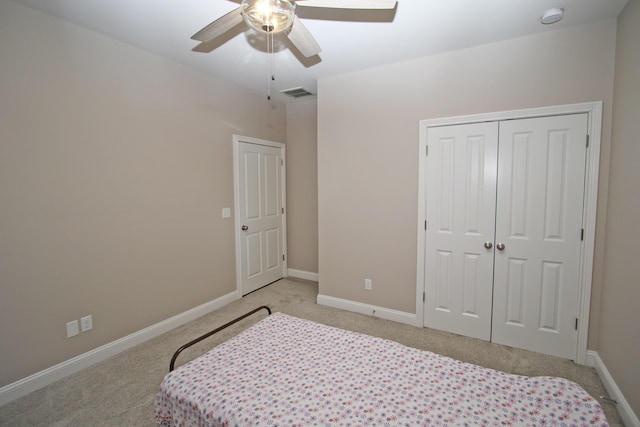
[155,307,608,426]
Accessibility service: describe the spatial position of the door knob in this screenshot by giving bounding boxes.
[241,225,248,231]
[484,242,493,249]
[496,243,505,251]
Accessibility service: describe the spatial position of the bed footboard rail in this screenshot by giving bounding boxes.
[169,305,272,371]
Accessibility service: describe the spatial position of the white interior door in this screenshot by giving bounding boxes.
[423,122,499,340]
[235,138,285,295]
[491,114,588,359]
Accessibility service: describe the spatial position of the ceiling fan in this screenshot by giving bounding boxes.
[192,0,398,58]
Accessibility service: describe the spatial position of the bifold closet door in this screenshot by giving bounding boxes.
[491,114,588,360]
[423,113,589,359]
[423,122,499,341]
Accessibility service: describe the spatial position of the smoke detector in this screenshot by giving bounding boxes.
[541,7,564,25]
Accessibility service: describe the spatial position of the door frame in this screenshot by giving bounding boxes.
[415,102,602,364]
[233,134,287,295]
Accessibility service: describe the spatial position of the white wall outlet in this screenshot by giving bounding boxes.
[222,208,231,219]
[80,315,93,332]
[365,278,372,291]
[66,320,79,338]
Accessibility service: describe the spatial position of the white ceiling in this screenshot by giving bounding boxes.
[13,0,628,103]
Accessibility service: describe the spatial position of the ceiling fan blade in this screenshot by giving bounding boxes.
[295,0,397,9]
[191,7,243,42]
[287,16,322,57]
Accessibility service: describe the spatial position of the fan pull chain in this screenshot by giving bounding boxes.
[266,32,274,100]
[271,31,276,82]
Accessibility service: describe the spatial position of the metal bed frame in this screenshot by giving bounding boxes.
[169,305,272,372]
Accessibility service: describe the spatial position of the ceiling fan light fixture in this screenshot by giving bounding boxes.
[241,0,296,34]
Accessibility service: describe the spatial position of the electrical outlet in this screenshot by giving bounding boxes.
[66,320,79,338]
[80,315,93,332]
[365,278,372,291]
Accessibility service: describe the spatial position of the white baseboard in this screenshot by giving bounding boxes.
[317,294,416,326]
[586,350,639,427]
[287,269,319,282]
[0,290,241,407]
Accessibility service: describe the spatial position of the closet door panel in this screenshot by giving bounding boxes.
[491,114,588,360]
[424,122,498,341]
[507,132,531,238]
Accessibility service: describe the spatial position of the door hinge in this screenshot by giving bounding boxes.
[282,207,284,214]
[281,159,284,166]
[423,292,426,302]
[282,254,285,261]
[581,228,584,241]
[426,145,429,156]
[575,318,579,330]
[425,220,427,230]
[586,135,590,148]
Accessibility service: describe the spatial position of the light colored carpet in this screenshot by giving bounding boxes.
[0,278,624,426]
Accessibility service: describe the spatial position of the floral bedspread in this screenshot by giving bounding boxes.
[155,312,608,426]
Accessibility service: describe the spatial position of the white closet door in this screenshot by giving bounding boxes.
[491,114,588,359]
[424,122,499,340]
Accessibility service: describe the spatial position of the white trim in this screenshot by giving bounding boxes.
[233,135,287,296]
[0,290,240,407]
[317,294,416,326]
[415,125,428,329]
[576,103,602,365]
[416,102,603,364]
[288,269,319,282]
[586,351,640,427]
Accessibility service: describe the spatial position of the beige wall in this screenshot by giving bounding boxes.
[600,0,640,415]
[317,20,616,327]
[0,1,286,387]
[286,100,318,274]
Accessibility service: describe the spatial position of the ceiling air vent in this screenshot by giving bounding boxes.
[279,87,315,98]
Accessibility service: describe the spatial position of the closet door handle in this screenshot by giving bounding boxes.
[241,225,249,231]
[484,242,493,249]
[496,243,505,251]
